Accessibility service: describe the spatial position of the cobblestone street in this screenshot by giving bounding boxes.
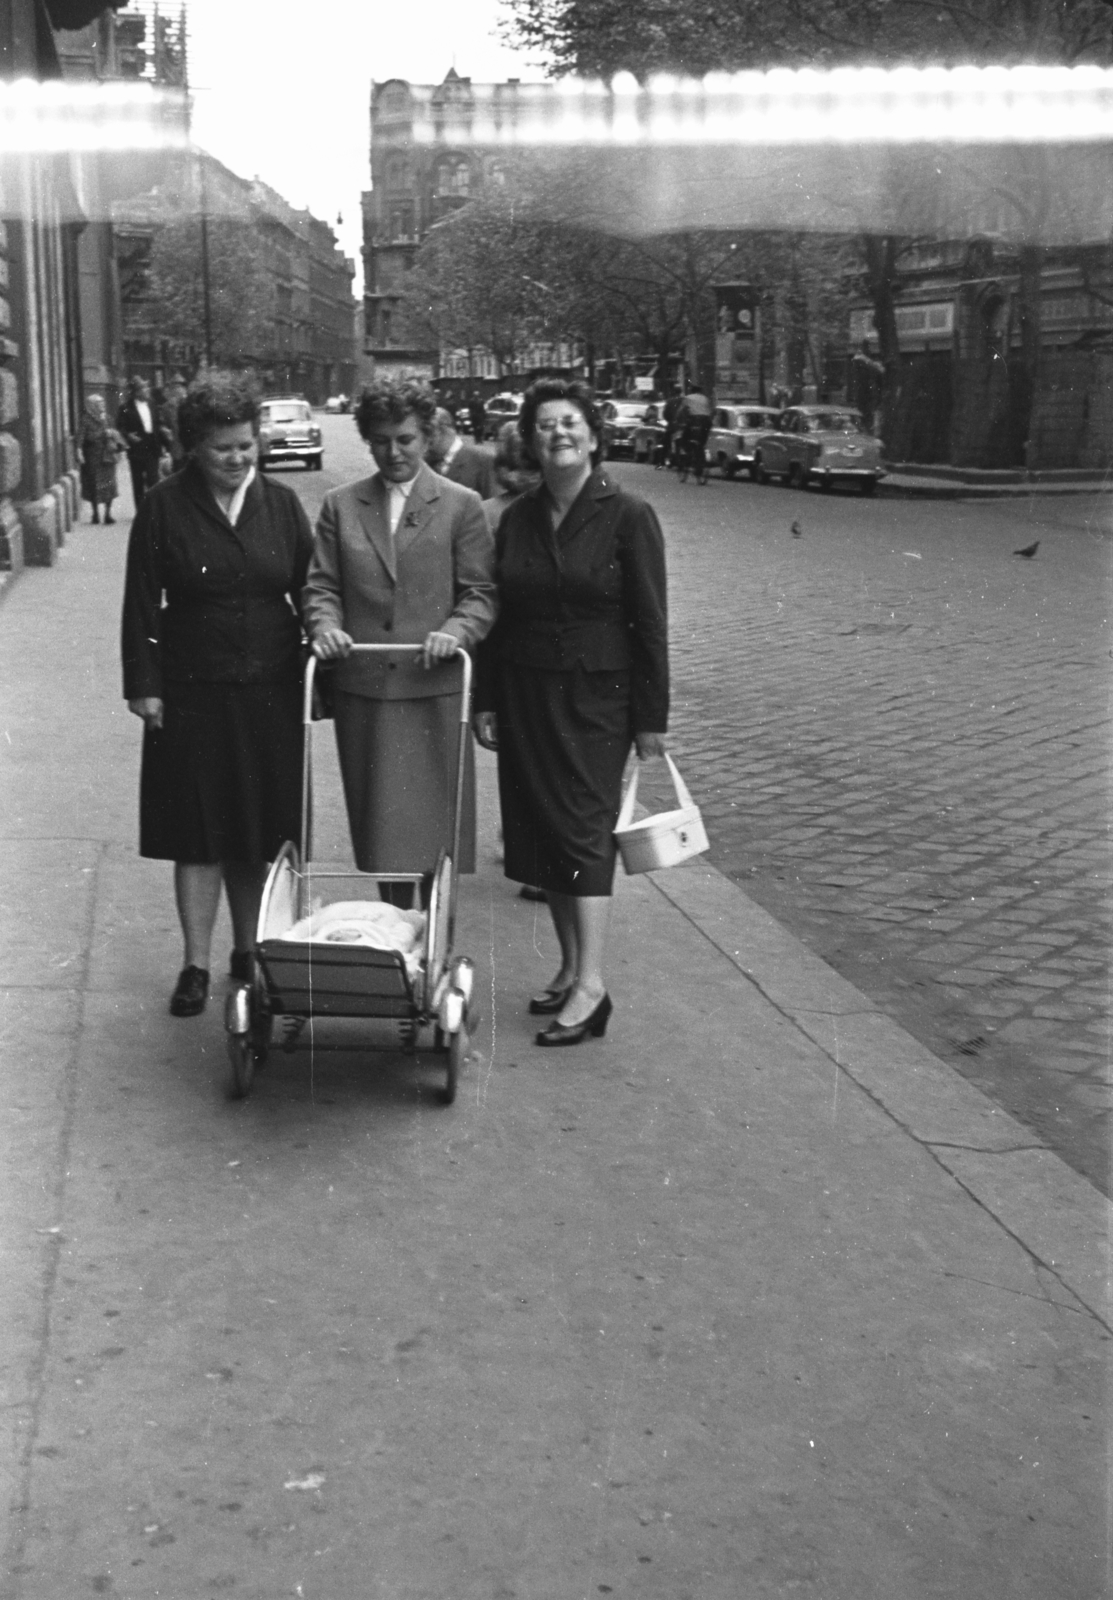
[620,464,1112,1194]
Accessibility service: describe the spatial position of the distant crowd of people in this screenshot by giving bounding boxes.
[78,374,187,525]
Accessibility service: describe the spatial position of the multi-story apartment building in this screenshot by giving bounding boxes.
[363,69,577,391]
[115,152,357,403]
[0,0,185,573]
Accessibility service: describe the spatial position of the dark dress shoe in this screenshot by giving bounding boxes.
[229,950,253,982]
[103,513,115,524]
[528,985,572,1016]
[169,965,209,1017]
[518,884,547,902]
[535,992,612,1047]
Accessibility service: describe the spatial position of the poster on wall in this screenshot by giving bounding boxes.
[714,283,761,399]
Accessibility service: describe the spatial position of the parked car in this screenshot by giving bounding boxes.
[708,404,783,479]
[484,392,523,428]
[600,400,649,458]
[753,405,884,494]
[324,394,350,414]
[257,397,323,470]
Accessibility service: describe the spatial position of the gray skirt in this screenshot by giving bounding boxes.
[333,692,475,874]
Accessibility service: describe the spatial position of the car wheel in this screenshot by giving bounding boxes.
[819,477,833,492]
[788,461,805,490]
[860,477,877,496]
[753,453,769,485]
[719,454,735,479]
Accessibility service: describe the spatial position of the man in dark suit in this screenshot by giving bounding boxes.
[467,391,487,443]
[428,407,497,501]
[117,377,165,509]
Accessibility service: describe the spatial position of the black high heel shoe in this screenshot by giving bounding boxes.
[535,992,612,1047]
[528,984,573,1016]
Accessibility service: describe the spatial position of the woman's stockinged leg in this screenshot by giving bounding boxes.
[223,861,268,954]
[174,862,223,970]
[544,891,581,992]
[553,893,611,1026]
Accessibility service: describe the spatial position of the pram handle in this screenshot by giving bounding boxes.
[300,647,474,941]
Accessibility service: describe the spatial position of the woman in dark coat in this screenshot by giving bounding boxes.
[121,377,314,1017]
[474,379,669,1047]
[77,394,123,523]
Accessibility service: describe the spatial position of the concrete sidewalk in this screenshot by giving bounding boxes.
[1,518,1108,1599]
[881,462,1112,498]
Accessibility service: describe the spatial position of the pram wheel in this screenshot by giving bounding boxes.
[225,983,270,1099]
[227,1032,257,1099]
[444,1025,467,1105]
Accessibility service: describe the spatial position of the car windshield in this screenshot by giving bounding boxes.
[811,412,864,432]
[745,412,774,427]
[614,404,647,419]
[264,403,310,423]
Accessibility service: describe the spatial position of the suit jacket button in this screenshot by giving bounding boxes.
[383,621,393,632]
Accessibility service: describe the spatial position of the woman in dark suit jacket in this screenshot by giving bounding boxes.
[122,377,314,1017]
[303,380,496,901]
[474,379,669,1046]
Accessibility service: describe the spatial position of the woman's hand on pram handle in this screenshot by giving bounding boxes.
[312,629,353,661]
[473,711,498,751]
[421,630,460,669]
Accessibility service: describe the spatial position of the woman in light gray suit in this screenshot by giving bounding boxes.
[303,380,496,900]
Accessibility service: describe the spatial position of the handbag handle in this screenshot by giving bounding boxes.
[616,752,694,831]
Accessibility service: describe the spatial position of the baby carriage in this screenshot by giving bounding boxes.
[224,645,478,1103]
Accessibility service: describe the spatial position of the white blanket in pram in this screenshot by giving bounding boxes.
[280,901,426,978]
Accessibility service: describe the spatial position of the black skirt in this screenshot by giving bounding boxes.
[496,664,632,897]
[139,680,303,864]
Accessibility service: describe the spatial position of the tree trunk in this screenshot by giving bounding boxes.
[1012,243,1043,466]
[861,234,903,454]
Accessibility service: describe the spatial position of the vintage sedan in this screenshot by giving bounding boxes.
[752,406,884,494]
[600,400,649,458]
[708,404,783,479]
[257,396,323,471]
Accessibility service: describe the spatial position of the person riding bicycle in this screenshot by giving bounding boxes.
[676,384,712,477]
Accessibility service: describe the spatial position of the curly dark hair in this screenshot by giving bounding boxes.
[354,379,438,440]
[177,376,259,453]
[517,378,603,468]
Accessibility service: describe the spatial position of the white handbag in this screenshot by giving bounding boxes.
[614,753,709,875]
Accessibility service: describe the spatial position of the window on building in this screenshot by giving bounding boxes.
[384,154,413,191]
[435,158,470,198]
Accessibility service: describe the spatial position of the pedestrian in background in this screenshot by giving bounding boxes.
[480,420,541,534]
[467,391,487,443]
[428,406,497,500]
[159,374,188,472]
[117,376,164,509]
[77,394,124,524]
[121,375,314,1018]
[661,387,682,467]
[304,379,497,906]
[474,378,669,1047]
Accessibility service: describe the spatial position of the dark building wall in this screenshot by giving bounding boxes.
[0,0,89,571]
[1028,350,1113,471]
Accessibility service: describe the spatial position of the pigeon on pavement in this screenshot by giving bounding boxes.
[1013,540,1040,558]
[791,521,802,538]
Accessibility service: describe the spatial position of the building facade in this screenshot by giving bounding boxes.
[850,236,1113,470]
[0,0,109,574]
[364,70,579,391]
[115,152,357,403]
